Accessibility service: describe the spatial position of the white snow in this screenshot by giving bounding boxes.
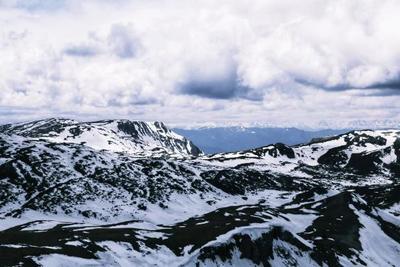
[34,254,101,267]
[350,207,400,266]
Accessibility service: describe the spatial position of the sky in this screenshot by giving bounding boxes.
[1,0,400,129]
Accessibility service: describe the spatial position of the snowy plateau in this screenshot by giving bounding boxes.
[0,118,400,266]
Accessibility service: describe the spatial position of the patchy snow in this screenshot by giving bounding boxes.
[21,220,61,231]
[1,122,400,266]
[269,240,319,267]
[188,248,262,267]
[65,241,83,246]
[134,189,295,225]
[381,148,398,164]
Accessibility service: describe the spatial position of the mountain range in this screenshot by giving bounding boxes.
[0,118,399,266]
[173,127,349,154]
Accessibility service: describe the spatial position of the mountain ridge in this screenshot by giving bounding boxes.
[0,118,202,157]
[0,119,400,266]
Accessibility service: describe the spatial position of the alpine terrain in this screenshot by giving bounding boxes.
[1,118,400,266]
[173,127,349,154]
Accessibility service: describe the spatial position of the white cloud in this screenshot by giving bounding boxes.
[0,0,400,127]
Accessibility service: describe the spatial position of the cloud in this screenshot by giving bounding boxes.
[1,0,400,127]
[108,24,138,58]
[181,78,239,99]
[0,0,66,11]
[179,64,261,100]
[64,44,99,57]
[367,79,400,90]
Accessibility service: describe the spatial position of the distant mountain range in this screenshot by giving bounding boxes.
[1,118,400,266]
[173,127,350,153]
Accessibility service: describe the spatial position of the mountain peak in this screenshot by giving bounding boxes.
[0,118,202,157]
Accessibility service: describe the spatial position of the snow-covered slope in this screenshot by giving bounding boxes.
[0,120,399,267]
[204,129,400,176]
[0,118,202,157]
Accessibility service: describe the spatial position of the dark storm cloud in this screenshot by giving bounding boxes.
[366,79,400,90]
[179,70,262,101]
[181,78,240,99]
[295,76,400,95]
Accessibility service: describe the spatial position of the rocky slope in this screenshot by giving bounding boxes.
[0,119,399,266]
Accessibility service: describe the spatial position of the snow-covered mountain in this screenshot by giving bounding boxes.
[0,118,202,157]
[205,129,400,173]
[0,119,399,266]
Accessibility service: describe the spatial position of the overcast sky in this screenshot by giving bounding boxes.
[1,0,400,128]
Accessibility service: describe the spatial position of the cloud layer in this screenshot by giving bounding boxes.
[1,0,400,127]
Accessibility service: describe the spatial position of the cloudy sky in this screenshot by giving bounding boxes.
[1,0,400,128]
